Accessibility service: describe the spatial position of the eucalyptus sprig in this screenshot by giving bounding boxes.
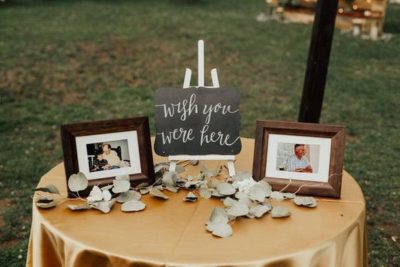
[34,160,318,238]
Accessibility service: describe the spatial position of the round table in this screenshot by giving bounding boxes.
[27,138,367,267]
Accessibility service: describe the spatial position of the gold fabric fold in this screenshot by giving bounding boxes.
[26,138,367,267]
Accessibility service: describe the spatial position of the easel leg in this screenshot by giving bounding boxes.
[227,160,236,177]
[169,161,177,172]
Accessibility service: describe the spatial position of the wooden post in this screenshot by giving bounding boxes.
[298,0,339,123]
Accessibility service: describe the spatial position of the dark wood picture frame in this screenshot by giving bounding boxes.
[253,120,345,198]
[61,117,155,198]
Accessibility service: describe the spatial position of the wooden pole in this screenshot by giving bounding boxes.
[298,0,339,123]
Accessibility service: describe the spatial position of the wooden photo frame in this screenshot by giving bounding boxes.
[61,117,155,197]
[253,120,345,198]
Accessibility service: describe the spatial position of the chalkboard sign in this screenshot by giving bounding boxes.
[154,87,241,156]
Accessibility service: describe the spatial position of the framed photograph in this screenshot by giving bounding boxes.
[253,120,345,198]
[61,117,155,197]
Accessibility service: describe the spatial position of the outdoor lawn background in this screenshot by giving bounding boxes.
[0,0,399,266]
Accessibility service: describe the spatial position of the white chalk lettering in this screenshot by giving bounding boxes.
[202,103,239,124]
[200,125,240,146]
[157,128,194,145]
[155,93,198,121]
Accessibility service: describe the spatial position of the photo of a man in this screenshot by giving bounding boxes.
[102,143,122,169]
[86,140,131,172]
[285,144,313,173]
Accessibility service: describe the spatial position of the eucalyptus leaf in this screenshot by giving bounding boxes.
[207,178,221,189]
[183,192,198,202]
[112,179,131,193]
[68,172,88,192]
[154,185,164,190]
[271,206,291,218]
[184,181,200,190]
[232,178,257,192]
[216,182,236,196]
[270,191,284,201]
[121,200,146,212]
[190,160,199,166]
[162,171,178,187]
[223,197,237,207]
[87,186,103,202]
[237,195,252,207]
[91,199,116,214]
[199,188,212,199]
[115,174,130,181]
[139,187,150,195]
[207,207,229,225]
[248,185,267,202]
[165,185,179,193]
[102,189,112,201]
[34,184,60,194]
[210,189,223,197]
[100,184,113,191]
[258,180,272,197]
[67,203,91,211]
[209,223,233,238]
[249,204,271,218]
[201,165,222,178]
[235,191,247,199]
[175,165,185,174]
[226,202,249,217]
[282,192,296,199]
[116,190,141,203]
[233,171,253,181]
[293,196,317,208]
[154,163,169,174]
[136,183,149,190]
[149,187,169,200]
[35,197,56,209]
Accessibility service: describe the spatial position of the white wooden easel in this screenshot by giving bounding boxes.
[168,40,236,177]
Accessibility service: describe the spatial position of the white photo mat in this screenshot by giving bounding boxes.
[76,130,142,180]
[265,134,331,182]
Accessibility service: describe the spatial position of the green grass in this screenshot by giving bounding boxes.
[0,0,399,266]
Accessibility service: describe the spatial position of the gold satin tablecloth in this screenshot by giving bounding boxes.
[27,138,367,267]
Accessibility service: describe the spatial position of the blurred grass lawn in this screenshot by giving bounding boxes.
[0,0,399,266]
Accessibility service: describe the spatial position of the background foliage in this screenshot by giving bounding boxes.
[0,0,399,266]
